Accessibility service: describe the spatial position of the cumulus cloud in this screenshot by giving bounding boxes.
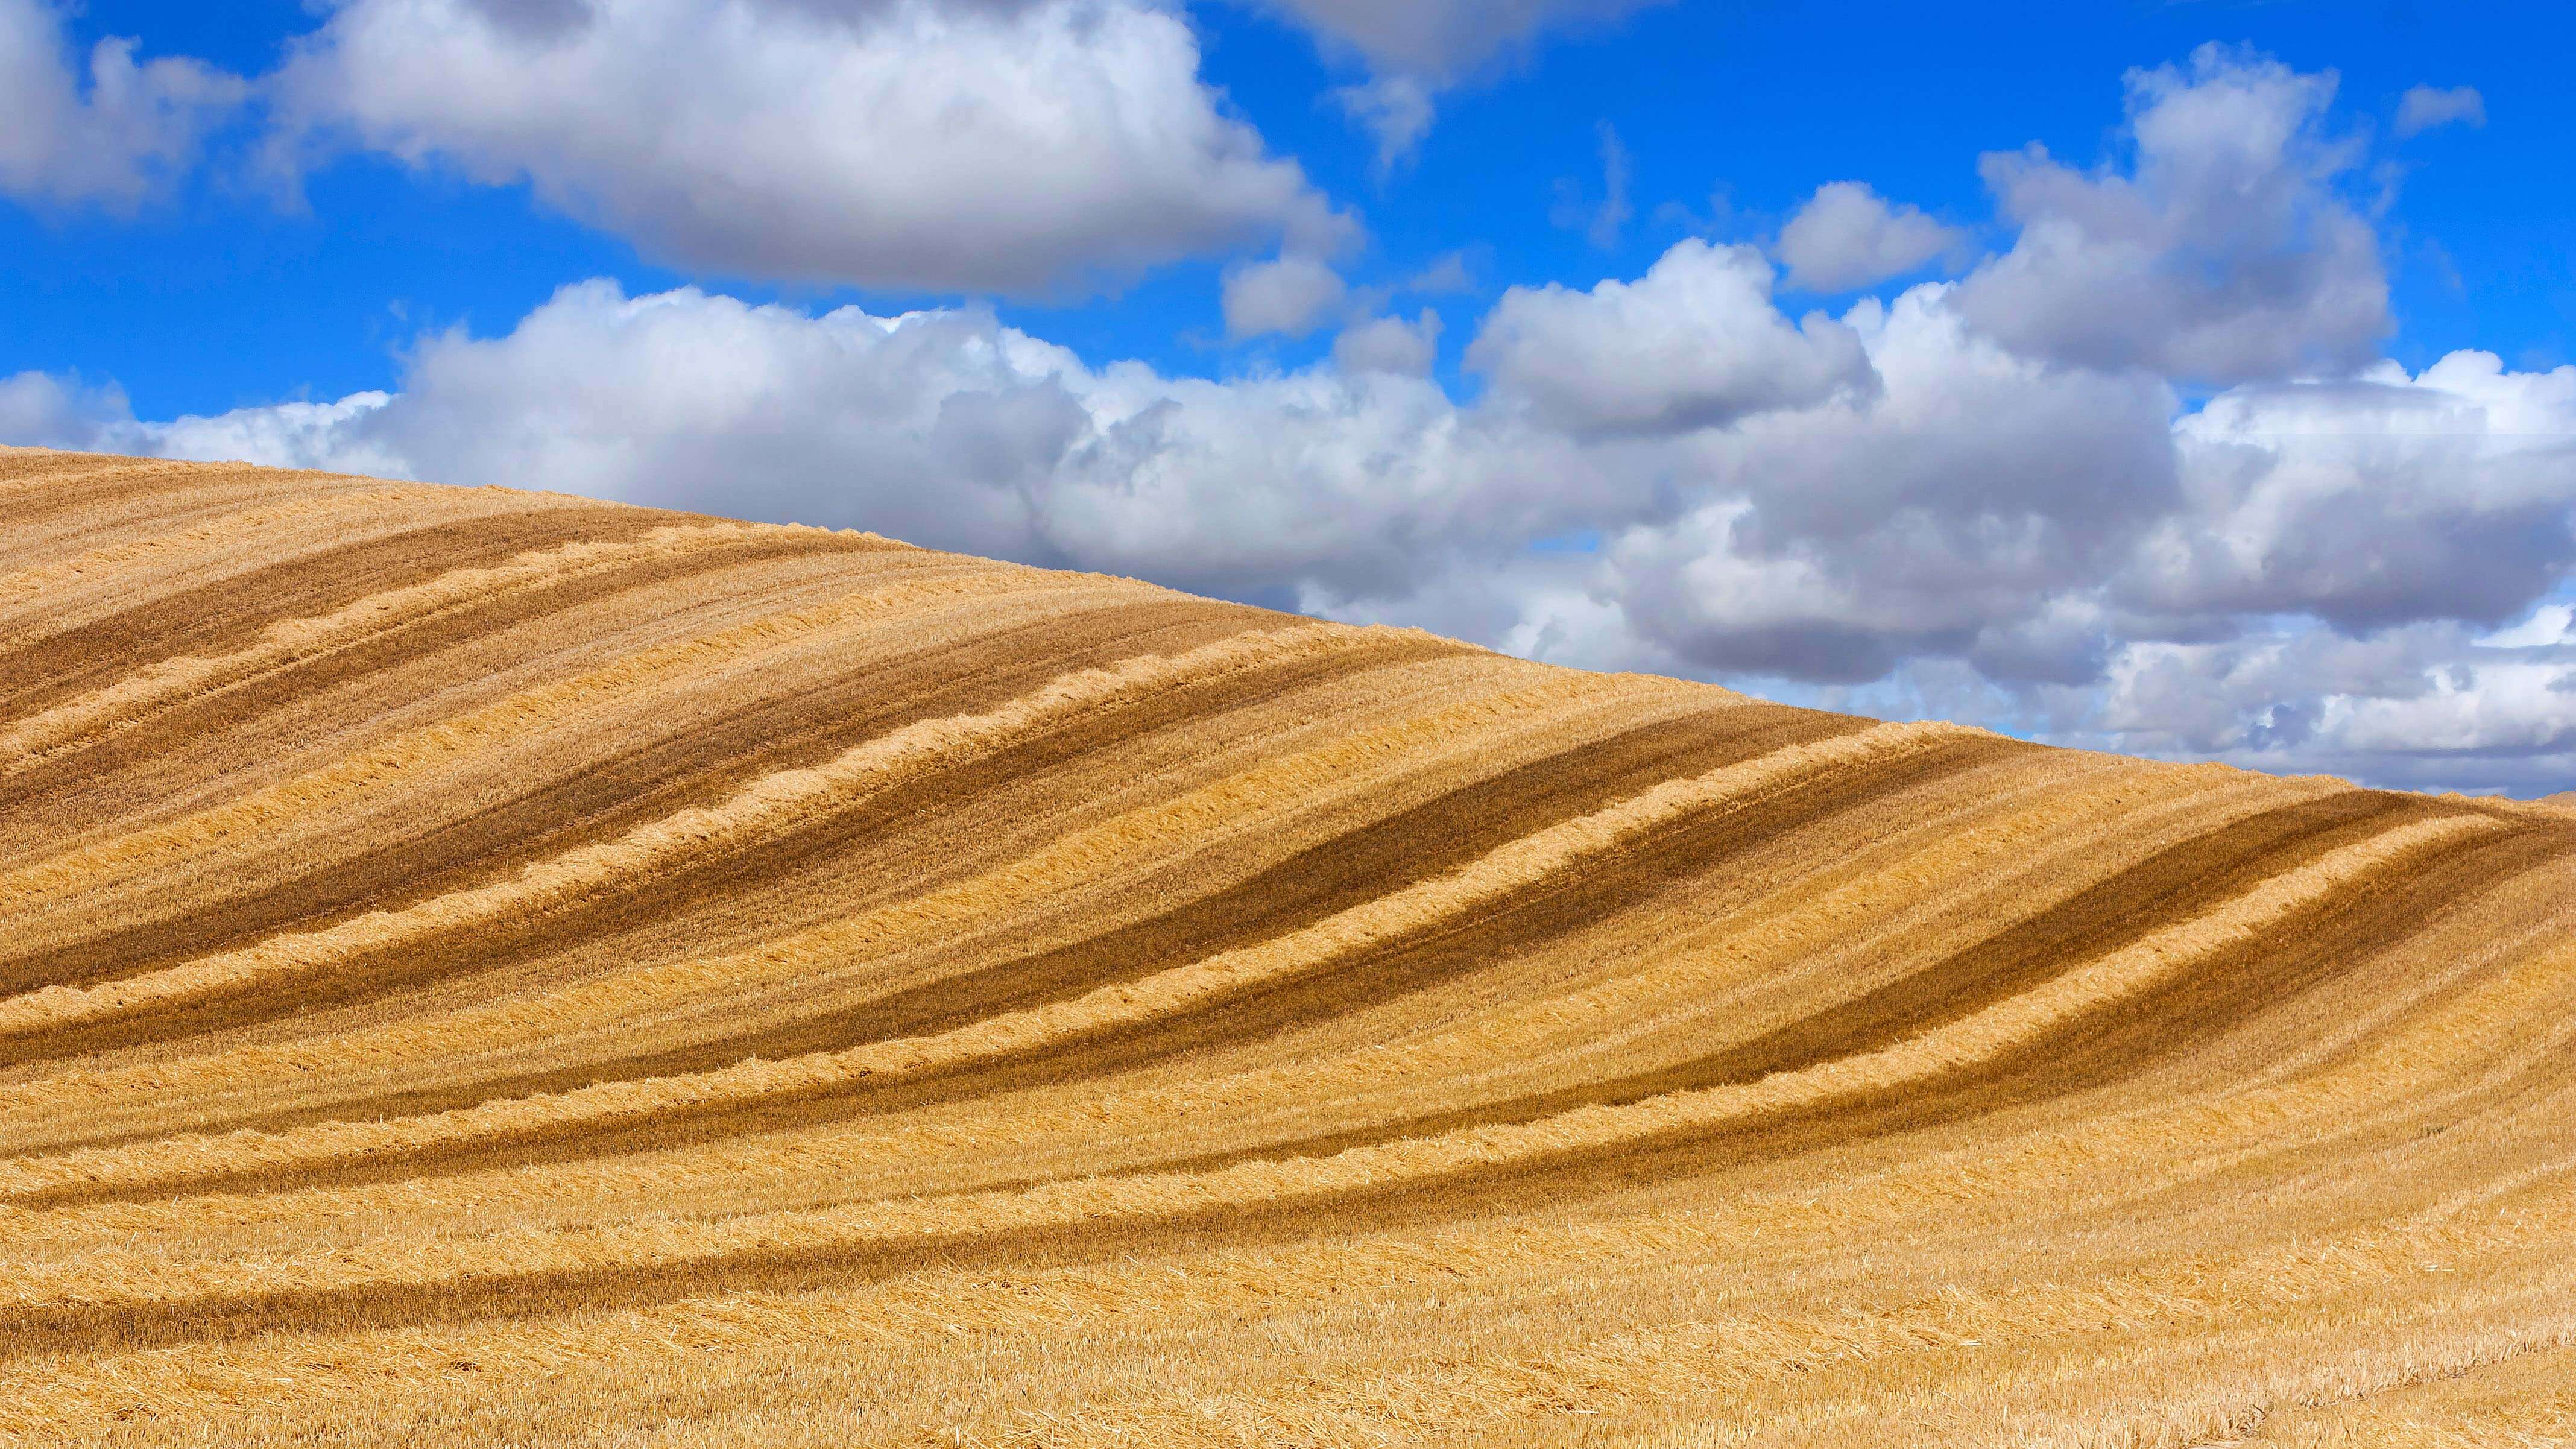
[267,0,1341,292]
[1775,182,1964,292]
[1951,45,2389,385]
[1332,310,1444,376]
[1467,239,1878,436]
[42,280,1614,602]
[18,39,2575,794]
[134,393,403,477]
[0,370,131,446]
[1333,75,1436,171]
[2481,604,2574,650]
[2129,352,2576,630]
[1221,254,1350,339]
[21,265,2576,791]
[0,0,245,207]
[2094,623,2576,791]
[1257,0,1667,81]
[1577,285,2176,682]
[2395,84,2485,138]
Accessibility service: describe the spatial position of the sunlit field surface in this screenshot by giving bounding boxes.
[4,447,2572,1447]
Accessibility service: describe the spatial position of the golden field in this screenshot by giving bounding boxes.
[2,446,2573,1447]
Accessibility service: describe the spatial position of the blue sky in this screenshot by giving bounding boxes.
[10,1,2568,412]
[4,0,2573,794]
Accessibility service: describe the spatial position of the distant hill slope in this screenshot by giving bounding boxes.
[4,447,2572,1447]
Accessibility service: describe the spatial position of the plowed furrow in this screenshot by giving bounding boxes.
[0,818,2501,1358]
[331,701,1848,1119]
[0,589,1205,994]
[0,557,1047,912]
[0,524,811,771]
[0,494,599,692]
[5,454,2569,1447]
[0,610,1384,1056]
[1141,788,2432,1170]
[0,658,1622,1148]
[7,697,1823,1189]
[0,531,877,841]
[5,724,1996,1202]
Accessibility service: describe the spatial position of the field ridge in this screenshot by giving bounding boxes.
[2,447,2569,1447]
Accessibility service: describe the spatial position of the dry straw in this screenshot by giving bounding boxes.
[0,563,1075,914]
[0,487,434,613]
[0,808,2506,1313]
[0,620,1384,1035]
[0,523,784,767]
[5,458,2568,1449]
[0,657,1643,1123]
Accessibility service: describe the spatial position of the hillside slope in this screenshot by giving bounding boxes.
[3,447,2572,1446]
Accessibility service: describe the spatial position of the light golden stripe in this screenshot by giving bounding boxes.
[0,563,1078,915]
[0,745,2178,1220]
[0,621,1403,1038]
[0,488,443,616]
[0,814,2495,1313]
[15,886,2569,1276]
[0,716,1937,1198]
[0,660,1670,1135]
[0,523,793,768]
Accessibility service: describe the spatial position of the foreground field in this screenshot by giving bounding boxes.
[3,447,2572,1447]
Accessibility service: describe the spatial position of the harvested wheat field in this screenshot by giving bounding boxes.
[2,445,2572,1447]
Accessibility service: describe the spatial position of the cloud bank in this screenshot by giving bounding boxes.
[266,0,1342,292]
[13,44,2574,795]
[0,0,245,208]
[1775,182,1963,293]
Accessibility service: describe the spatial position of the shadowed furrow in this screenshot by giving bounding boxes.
[54,671,1750,1143]
[0,619,1410,1042]
[0,668,1683,1120]
[0,523,811,769]
[0,522,906,866]
[0,813,2506,1351]
[0,716,1956,1200]
[0,575,1190,988]
[0,559,1055,921]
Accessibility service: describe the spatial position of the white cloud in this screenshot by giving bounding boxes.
[1333,309,1443,376]
[2480,604,2574,649]
[51,280,1609,602]
[2092,623,2576,791]
[1577,285,2177,682]
[1466,239,1878,436]
[2129,352,2576,630]
[1951,45,2388,385]
[15,40,2574,794]
[134,393,403,477]
[1255,0,1665,81]
[0,370,132,446]
[1774,182,1964,292]
[268,0,1341,293]
[0,0,245,207]
[2320,661,2576,756]
[2395,84,2485,139]
[20,267,2576,792]
[1333,74,1435,171]
[1221,254,1350,339]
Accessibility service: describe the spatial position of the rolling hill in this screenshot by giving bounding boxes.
[4,446,2572,1446]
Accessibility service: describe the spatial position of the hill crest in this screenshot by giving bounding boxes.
[2,448,2571,1446]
